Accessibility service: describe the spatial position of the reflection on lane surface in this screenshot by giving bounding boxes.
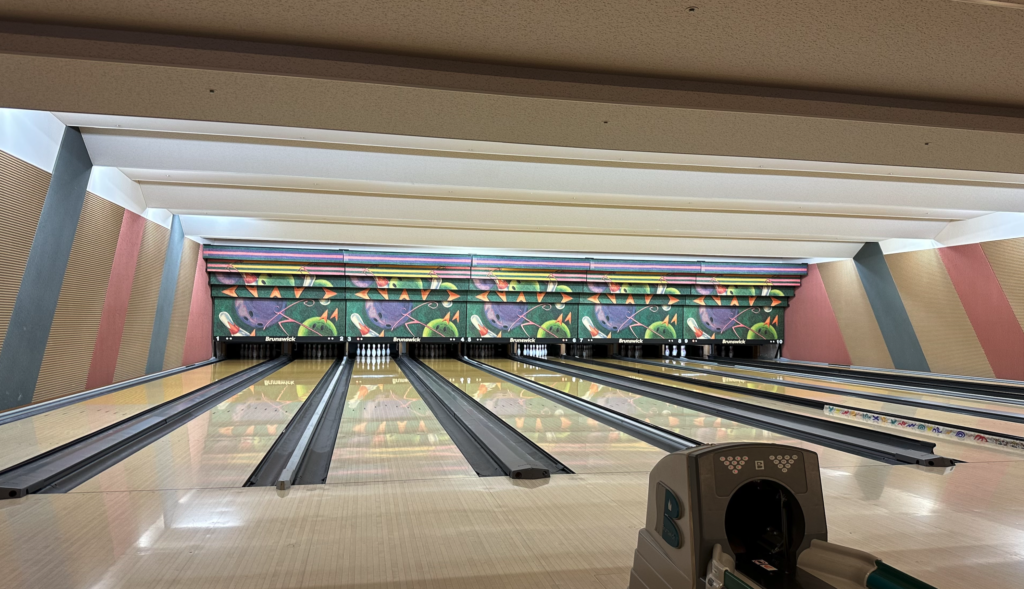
[573,358,1024,463]
[325,358,476,484]
[0,360,257,473]
[71,360,331,492]
[425,358,665,474]
[669,358,1024,418]
[492,357,879,469]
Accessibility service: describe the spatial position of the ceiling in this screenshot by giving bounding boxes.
[56,112,1024,261]
[4,2,1024,260]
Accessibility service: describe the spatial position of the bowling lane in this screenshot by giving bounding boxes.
[325,358,478,484]
[561,358,1024,463]
[426,357,666,474]
[673,358,1024,418]
[484,358,880,469]
[0,360,256,473]
[70,360,332,492]
[603,358,1024,438]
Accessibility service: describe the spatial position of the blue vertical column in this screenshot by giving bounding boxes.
[0,127,91,410]
[145,214,185,374]
[852,242,929,372]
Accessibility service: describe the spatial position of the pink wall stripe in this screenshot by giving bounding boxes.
[86,210,146,389]
[937,244,1024,380]
[181,244,213,365]
[782,264,852,365]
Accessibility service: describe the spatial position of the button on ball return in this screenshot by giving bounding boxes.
[628,443,936,589]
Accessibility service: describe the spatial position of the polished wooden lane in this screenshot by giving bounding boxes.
[425,358,666,475]
[484,358,883,470]
[672,358,1024,418]
[2,461,1023,588]
[324,358,477,484]
[68,360,331,492]
[0,360,256,473]
[573,358,1024,464]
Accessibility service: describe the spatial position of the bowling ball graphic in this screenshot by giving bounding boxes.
[350,275,374,288]
[595,305,634,332]
[769,289,785,297]
[644,320,677,340]
[234,299,287,330]
[746,321,778,340]
[473,278,498,291]
[538,320,571,339]
[619,283,651,294]
[439,282,458,290]
[257,274,295,287]
[484,303,529,331]
[365,300,414,330]
[698,307,741,334]
[298,316,337,337]
[726,285,756,296]
[214,273,241,285]
[388,277,424,290]
[508,280,540,291]
[694,285,716,295]
[424,317,458,338]
[587,282,609,293]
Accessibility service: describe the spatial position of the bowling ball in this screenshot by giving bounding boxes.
[473,278,497,291]
[365,300,414,330]
[234,299,287,330]
[698,307,741,334]
[538,320,571,339]
[439,282,458,290]
[388,277,424,290]
[350,275,374,288]
[298,316,337,337]
[587,282,608,293]
[769,289,785,297]
[694,285,716,295]
[213,272,241,285]
[746,320,778,340]
[484,303,529,331]
[619,283,651,294]
[508,280,540,291]
[644,321,677,339]
[424,318,458,338]
[726,285,756,296]
[257,274,295,287]
[595,305,635,332]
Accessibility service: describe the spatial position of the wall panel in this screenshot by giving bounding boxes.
[0,150,49,358]
[163,239,200,370]
[33,193,122,402]
[181,245,213,365]
[980,237,1024,332]
[886,249,994,377]
[817,259,894,369]
[781,264,850,364]
[938,244,1024,380]
[113,220,169,383]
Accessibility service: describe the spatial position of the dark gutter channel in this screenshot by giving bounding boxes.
[0,357,290,498]
[293,358,356,486]
[512,355,955,468]
[399,356,570,479]
[0,357,221,426]
[460,355,700,453]
[712,357,1024,403]
[245,359,342,487]
[581,356,1024,448]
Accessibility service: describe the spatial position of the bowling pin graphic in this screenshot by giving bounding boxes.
[350,313,381,337]
[686,317,709,339]
[470,315,496,338]
[581,316,608,338]
[219,312,251,337]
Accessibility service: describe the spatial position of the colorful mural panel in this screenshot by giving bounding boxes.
[578,304,683,342]
[346,300,465,340]
[214,298,344,339]
[683,305,784,343]
[466,302,577,341]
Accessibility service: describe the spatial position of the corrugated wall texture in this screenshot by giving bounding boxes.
[181,245,213,365]
[937,244,1024,380]
[980,237,1024,331]
[781,264,851,364]
[162,239,200,370]
[0,150,49,358]
[817,259,895,369]
[33,193,123,403]
[886,248,994,377]
[113,220,169,383]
